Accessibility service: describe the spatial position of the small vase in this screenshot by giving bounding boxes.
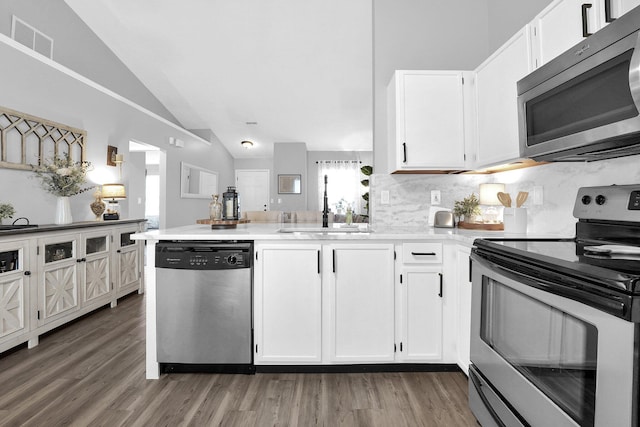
[209,194,222,220]
[55,196,73,225]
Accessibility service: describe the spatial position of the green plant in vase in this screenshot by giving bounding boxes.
[360,165,372,218]
[453,193,481,226]
[0,202,15,225]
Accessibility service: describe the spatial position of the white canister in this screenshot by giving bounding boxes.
[503,207,527,234]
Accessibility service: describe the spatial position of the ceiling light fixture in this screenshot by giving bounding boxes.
[241,140,254,149]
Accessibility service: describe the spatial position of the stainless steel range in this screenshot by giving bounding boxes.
[469,184,640,427]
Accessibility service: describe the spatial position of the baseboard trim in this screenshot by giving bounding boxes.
[255,363,460,374]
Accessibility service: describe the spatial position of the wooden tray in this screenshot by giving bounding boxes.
[458,221,504,231]
[196,219,250,229]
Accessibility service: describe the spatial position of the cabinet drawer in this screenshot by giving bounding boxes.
[402,243,442,264]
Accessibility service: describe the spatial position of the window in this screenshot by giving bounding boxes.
[317,160,364,215]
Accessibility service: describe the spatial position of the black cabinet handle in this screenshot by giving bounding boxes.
[582,4,593,37]
[24,270,31,276]
[402,142,407,163]
[317,250,321,274]
[332,249,336,273]
[604,0,615,22]
[116,249,121,253]
[468,256,473,283]
[411,251,436,256]
[438,273,443,298]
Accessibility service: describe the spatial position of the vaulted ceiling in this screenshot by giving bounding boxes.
[64,0,373,159]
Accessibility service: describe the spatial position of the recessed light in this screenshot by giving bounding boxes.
[241,140,254,149]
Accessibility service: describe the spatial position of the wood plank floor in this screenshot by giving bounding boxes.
[0,294,479,426]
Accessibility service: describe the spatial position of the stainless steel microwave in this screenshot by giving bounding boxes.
[517,5,640,162]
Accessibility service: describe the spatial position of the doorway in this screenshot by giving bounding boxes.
[235,169,270,212]
[129,140,165,229]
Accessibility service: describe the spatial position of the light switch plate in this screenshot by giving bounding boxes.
[533,186,543,205]
[431,190,441,205]
[381,190,390,205]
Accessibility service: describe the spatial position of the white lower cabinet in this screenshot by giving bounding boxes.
[0,221,145,354]
[397,268,443,362]
[327,244,395,363]
[114,226,144,298]
[455,245,472,375]
[0,239,31,347]
[81,230,111,306]
[254,242,395,364]
[254,244,322,363]
[37,233,81,325]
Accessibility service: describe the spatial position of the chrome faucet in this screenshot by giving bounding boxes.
[322,175,329,228]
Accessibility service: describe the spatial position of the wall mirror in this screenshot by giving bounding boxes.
[180,162,218,199]
[278,174,301,194]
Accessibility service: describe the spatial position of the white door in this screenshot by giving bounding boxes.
[235,169,270,212]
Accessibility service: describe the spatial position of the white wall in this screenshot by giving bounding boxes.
[371,155,640,236]
[372,0,491,174]
[487,0,554,51]
[0,0,180,126]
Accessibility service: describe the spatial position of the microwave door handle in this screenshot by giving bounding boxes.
[630,32,640,113]
[581,4,593,38]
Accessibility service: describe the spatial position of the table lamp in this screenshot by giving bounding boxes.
[101,183,126,220]
[479,183,505,223]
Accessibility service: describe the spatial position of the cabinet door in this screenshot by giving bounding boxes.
[254,244,322,363]
[0,241,30,343]
[115,227,142,296]
[38,234,80,325]
[328,244,395,362]
[531,0,602,68]
[81,230,111,305]
[456,246,472,375]
[398,268,443,361]
[474,27,533,168]
[390,71,466,170]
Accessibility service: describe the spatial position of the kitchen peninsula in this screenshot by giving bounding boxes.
[134,222,549,379]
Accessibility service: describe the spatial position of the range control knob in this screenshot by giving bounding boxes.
[595,195,607,205]
[581,195,592,205]
[227,255,237,265]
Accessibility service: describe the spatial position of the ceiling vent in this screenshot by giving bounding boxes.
[11,15,53,59]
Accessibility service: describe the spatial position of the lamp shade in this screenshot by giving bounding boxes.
[101,183,126,200]
[479,183,505,205]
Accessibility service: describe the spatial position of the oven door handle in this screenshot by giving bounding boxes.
[471,252,630,320]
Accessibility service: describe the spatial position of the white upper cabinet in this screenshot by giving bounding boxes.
[531,0,640,69]
[473,26,534,169]
[388,70,469,172]
[619,0,640,15]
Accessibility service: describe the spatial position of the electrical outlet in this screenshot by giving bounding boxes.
[533,186,543,205]
[381,190,390,205]
[431,190,441,205]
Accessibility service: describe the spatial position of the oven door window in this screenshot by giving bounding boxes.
[481,278,598,427]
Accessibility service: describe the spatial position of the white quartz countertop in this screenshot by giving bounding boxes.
[133,223,571,245]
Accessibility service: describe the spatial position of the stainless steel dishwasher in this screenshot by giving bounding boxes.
[155,241,254,374]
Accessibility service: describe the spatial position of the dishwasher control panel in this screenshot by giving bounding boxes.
[155,241,252,270]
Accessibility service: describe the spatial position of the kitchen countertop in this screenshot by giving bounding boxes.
[133,222,571,245]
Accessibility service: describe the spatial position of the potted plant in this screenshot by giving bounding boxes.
[31,156,94,224]
[0,202,15,225]
[360,165,372,218]
[453,193,481,227]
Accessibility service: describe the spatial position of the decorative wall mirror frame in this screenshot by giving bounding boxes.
[180,162,218,199]
[278,174,301,194]
[0,106,86,170]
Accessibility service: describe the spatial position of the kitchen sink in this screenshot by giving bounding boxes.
[278,226,371,234]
